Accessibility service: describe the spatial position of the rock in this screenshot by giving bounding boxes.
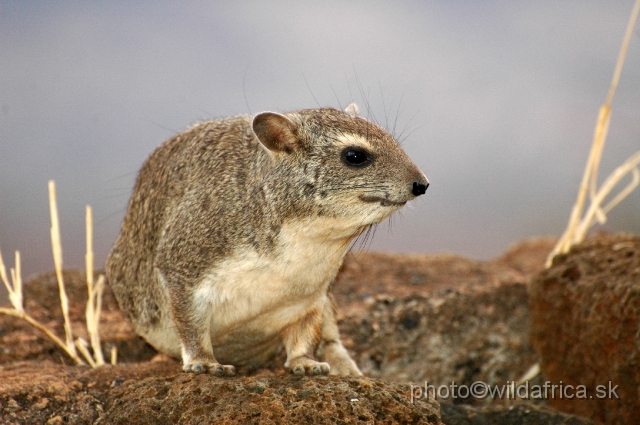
[441,402,597,425]
[5,236,606,424]
[336,282,536,397]
[332,238,557,399]
[0,361,441,425]
[530,233,640,425]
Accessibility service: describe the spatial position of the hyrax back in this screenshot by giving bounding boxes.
[106,105,428,376]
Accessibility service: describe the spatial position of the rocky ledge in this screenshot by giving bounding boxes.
[2,234,637,424]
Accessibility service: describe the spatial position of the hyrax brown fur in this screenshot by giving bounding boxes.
[106,104,428,376]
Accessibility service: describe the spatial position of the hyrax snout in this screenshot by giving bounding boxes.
[106,104,428,376]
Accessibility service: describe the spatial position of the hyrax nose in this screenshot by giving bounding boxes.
[412,181,429,196]
[411,173,429,197]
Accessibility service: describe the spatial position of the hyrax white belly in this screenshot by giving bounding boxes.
[190,217,356,364]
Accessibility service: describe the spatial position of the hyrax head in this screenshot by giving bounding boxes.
[252,104,428,227]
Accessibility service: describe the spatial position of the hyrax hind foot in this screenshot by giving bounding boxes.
[285,356,330,376]
[182,357,236,376]
[322,342,363,376]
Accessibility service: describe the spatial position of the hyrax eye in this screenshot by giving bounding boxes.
[341,147,372,168]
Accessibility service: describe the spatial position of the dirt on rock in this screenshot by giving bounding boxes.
[0,235,626,424]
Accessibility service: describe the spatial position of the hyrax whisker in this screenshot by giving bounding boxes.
[391,91,405,139]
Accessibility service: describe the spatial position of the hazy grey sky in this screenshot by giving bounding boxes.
[1,1,639,291]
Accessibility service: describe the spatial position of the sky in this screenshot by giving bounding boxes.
[1,1,639,299]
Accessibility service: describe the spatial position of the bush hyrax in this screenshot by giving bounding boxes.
[106,104,429,376]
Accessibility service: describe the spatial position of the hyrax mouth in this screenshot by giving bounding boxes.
[359,194,408,207]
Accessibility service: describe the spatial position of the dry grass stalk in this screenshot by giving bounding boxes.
[48,180,78,358]
[111,345,118,366]
[84,275,106,365]
[85,206,106,366]
[0,181,109,367]
[575,152,640,237]
[546,0,640,267]
[1,249,22,314]
[76,337,97,368]
[0,249,85,364]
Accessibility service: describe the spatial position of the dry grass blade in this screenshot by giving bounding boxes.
[546,0,640,267]
[0,247,85,364]
[111,345,118,366]
[75,337,97,368]
[85,274,106,365]
[574,151,640,240]
[1,250,23,313]
[0,248,8,286]
[13,251,23,312]
[48,180,78,357]
[0,307,84,363]
[0,181,109,367]
[0,250,22,312]
[516,363,541,386]
[85,205,106,365]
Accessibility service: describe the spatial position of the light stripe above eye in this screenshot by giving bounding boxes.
[334,133,374,151]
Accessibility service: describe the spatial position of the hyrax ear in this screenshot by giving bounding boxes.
[252,112,299,154]
[345,103,359,118]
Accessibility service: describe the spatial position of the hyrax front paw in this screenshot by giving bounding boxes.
[183,359,236,376]
[285,356,330,376]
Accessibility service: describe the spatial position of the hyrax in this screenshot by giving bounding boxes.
[106,104,428,376]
